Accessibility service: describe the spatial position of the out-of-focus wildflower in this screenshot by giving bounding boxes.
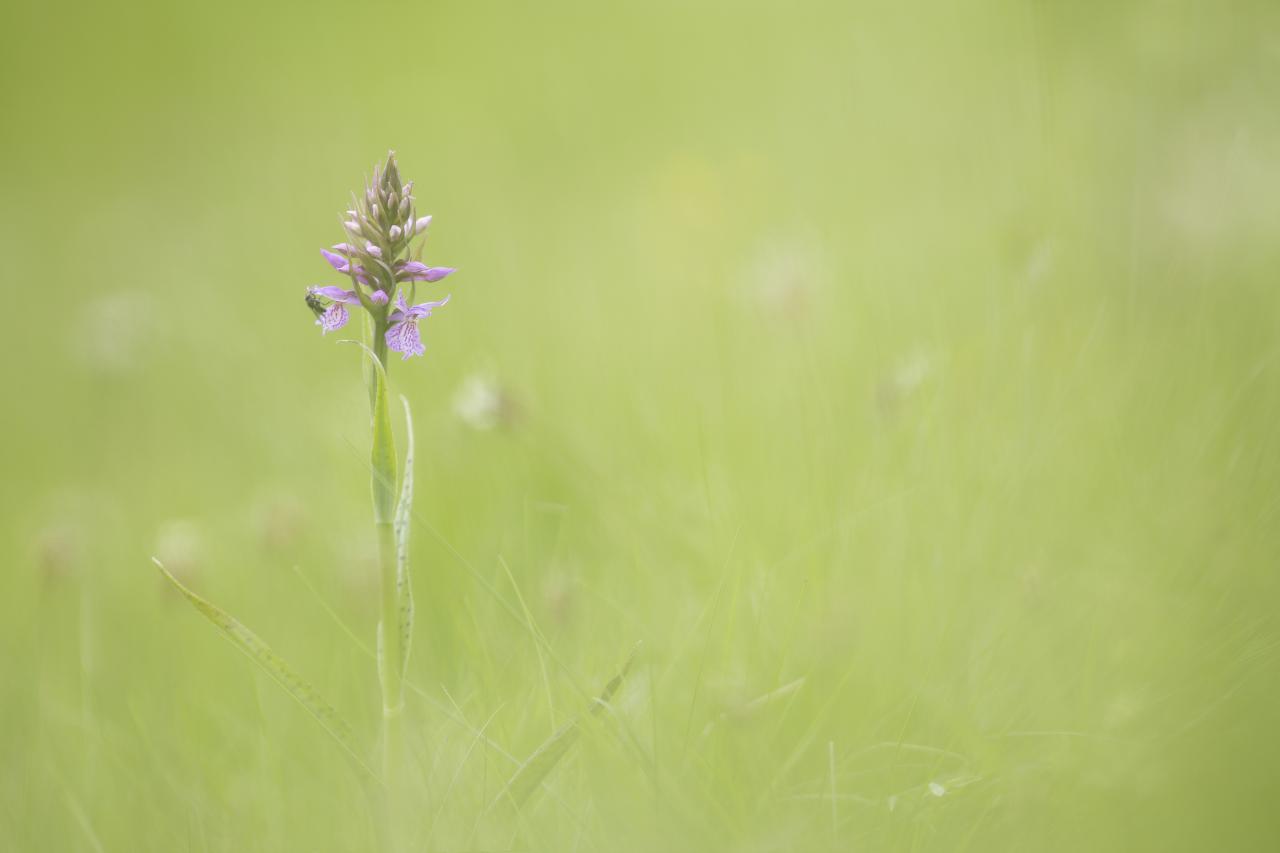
[305,152,456,361]
[77,290,152,374]
[453,373,520,430]
[252,492,306,553]
[34,521,83,582]
[876,350,933,414]
[745,238,825,318]
[154,520,205,585]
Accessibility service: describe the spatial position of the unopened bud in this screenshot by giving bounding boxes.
[383,151,401,193]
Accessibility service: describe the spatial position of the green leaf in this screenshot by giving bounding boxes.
[342,338,405,715]
[152,558,381,786]
[494,644,640,809]
[339,339,398,524]
[394,395,416,684]
[497,719,582,811]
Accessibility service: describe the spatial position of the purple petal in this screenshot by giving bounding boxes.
[385,318,424,359]
[309,285,361,304]
[320,248,349,271]
[414,215,432,234]
[365,242,381,257]
[406,293,451,319]
[396,261,456,283]
[389,225,402,240]
[318,303,349,334]
[370,290,390,306]
[390,290,410,319]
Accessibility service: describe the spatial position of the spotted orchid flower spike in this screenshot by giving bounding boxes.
[306,151,455,364]
[303,152,457,789]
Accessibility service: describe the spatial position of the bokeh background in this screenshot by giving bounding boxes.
[3,0,1279,850]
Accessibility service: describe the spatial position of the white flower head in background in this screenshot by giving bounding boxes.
[453,373,518,430]
[154,519,205,584]
[877,348,934,414]
[77,290,152,374]
[745,236,827,318]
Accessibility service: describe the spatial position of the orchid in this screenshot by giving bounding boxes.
[301,153,458,788]
[158,153,464,838]
[305,152,455,363]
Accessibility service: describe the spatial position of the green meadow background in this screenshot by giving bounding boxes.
[3,0,1279,850]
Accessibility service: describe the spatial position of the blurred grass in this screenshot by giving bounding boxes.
[2,0,1280,850]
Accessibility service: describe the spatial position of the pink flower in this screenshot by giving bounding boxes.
[385,292,450,359]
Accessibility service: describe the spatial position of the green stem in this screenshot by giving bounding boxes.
[376,520,403,716]
[368,318,403,787]
[378,521,404,805]
[370,318,388,413]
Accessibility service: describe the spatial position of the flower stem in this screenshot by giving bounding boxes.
[370,318,389,412]
[377,520,404,785]
[368,318,403,786]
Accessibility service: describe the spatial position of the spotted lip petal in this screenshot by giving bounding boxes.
[318,303,350,333]
[385,292,450,359]
[385,315,425,359]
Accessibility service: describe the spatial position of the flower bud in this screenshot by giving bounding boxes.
[382,151,402,194]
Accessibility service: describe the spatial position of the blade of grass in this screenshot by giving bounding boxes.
[493,644,640,810]
[290,563,525,769]
[498,554,556,733]
[152,558,382,787]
